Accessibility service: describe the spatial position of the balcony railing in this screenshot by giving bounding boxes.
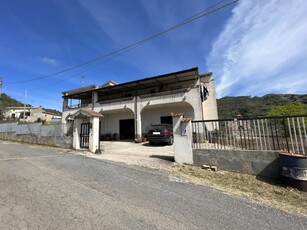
[139,88,192,99]
[192,115,307,155]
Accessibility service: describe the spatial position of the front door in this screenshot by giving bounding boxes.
[80,123,90,148]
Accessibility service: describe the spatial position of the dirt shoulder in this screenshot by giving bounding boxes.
[163,165,307,216]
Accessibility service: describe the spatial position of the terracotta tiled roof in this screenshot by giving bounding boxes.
[73,108,103,118]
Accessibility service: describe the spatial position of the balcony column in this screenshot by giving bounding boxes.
[134,96,142,142]
[63,97,68,111]
[92,92,98,110]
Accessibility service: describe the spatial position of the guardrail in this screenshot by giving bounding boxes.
[192,115,307,155]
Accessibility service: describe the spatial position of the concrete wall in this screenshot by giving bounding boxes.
[62,87,204,135]
[200,74,218,121]
[142,103,194,133]
[0,133,72,149]
[173,116,193,164]
[100,110,134,135]
[193,149,281,181]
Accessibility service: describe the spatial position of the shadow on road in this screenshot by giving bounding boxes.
[150,155,174,162]
[142,142,170,147]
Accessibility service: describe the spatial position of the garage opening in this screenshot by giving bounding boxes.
[160,116,173,125]
[119,119,135,139]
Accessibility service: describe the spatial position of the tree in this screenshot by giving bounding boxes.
[268,102,307,116]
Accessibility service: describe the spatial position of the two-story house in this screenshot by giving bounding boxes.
[62,67,218,141]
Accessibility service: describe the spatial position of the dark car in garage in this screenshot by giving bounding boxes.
[147,124,173,145]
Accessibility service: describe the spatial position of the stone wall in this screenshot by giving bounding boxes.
[193,149,281,181]
[0,133,72,149]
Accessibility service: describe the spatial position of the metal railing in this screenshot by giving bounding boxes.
[192,115,307,155]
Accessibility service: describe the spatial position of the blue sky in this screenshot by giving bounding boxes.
[0,0,306,111]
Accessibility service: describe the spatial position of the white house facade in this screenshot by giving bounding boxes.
[3,106,62,123]
[62,67,218,143]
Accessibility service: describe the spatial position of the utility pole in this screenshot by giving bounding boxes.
[23,89,27,123]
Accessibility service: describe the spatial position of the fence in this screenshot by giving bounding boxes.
[192,115,307,155]
[0,122,69,137]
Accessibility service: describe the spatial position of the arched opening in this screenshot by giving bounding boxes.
[141,101,194,136]
[100,108,134,140]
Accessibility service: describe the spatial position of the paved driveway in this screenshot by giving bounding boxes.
[85,141,175,169]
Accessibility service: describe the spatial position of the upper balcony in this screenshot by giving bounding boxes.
[62,67,207,112]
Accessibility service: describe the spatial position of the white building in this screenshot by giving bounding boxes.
[3,106,62,123]
[62,67,218,142]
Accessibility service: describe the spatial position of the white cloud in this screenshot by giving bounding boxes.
[207,0,307,98]
[40,57,59,66]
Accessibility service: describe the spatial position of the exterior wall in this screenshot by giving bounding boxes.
[200,74,218,121]
[3,108,32,121]
[141,104,194,134]
[62,89,201,139]
[94,97,134,113]
[0,133,72,149]
[172,116,193,164]
[73,118,82,150]
[172,117,282,181]
[43,113,62,122]
[193,149,281,181]
[3,107,61,123]
[100,110,134,135]
[61,71,218,140]
[89,116,100,153]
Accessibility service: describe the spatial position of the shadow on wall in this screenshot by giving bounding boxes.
[193,149,282,182]
[255,158,282,183]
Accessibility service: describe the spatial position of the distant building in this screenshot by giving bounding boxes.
[3,106,62,123]
[62,67,218,140]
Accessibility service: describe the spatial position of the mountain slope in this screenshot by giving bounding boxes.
[217,94,307,119]
[0,93,61,120]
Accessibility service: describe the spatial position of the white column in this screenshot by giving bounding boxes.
[172,115,193,164]
[92,92,98,110]
[89,116,100,153]
[73,118,81,150]
[134,96,142,142]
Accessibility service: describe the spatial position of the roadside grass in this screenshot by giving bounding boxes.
[164,165,307,216]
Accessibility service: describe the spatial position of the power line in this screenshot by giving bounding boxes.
[5,0,239,84]
[28,48,129,91]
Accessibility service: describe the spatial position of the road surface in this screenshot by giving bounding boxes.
[0,141,306,229]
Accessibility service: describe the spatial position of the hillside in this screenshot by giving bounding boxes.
[0,94,23,119]
[0,93,24,108]
[217,94,307,119]
[0,93,61,120]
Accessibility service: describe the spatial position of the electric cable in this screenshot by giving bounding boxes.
[5,0,239,84]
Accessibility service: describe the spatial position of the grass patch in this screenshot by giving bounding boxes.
[164,165,307,216]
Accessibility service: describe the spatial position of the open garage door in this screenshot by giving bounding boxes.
[119,119,135,140]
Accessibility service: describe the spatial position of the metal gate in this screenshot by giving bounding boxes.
[80,123,90,148]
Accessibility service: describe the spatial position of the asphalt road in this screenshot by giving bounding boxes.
[0,142,306,229]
